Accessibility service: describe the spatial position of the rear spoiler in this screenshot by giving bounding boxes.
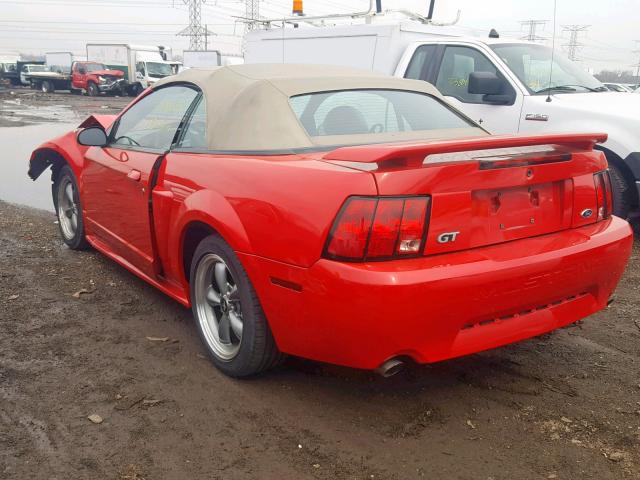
[323,133,608,169]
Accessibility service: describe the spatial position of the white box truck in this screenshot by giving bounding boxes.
[245,21,640,218]
[183,50,222,68]
[86,43,174,95]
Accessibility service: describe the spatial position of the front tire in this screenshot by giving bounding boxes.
[190,234,282,377]
[52,165,89,250]
[87,81,99,96]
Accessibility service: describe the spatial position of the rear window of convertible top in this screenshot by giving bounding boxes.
[288,89,473,137]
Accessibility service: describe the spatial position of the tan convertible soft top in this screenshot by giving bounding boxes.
[154,64,484,151]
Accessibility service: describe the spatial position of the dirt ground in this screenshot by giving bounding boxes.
[1,89,640,480]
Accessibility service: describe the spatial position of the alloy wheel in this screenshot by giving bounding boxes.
[194,254,244,360]
[56,177,78,241]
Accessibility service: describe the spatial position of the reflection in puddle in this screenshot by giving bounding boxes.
[0,123,77,212]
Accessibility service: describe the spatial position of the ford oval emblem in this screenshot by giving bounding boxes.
[581,208,593,218]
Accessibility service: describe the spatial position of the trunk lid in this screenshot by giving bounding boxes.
[323,133,608,255]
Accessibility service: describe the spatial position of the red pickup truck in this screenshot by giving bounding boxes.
[26,61,125,96]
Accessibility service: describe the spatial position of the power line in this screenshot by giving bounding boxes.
[520,19,547,42]
[562,24,590,61]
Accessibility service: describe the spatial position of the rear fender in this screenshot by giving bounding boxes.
[166,189,253,285]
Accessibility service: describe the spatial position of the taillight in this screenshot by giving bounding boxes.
[594,170,613,220]
[324,196,430,261]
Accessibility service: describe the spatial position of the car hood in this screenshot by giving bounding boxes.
[92,69,124,78]
[549,91,640,121]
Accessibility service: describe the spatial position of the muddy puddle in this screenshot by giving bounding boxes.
[0,123,77,211]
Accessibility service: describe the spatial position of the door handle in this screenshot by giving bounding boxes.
[127,169,141,181]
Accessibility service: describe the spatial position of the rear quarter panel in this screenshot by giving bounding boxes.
[158,152,377,282]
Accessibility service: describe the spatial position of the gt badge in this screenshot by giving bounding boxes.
[437,231,460,244]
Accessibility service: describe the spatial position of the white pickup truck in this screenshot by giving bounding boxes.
[245,21,640,218]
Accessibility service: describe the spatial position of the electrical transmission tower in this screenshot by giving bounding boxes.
[245,0,260,31]
[178,0,209,51]
[633,40,640,80]
[562,25,590,61]
[520,20,547,42]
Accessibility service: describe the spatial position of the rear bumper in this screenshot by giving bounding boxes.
[239,217,633,370]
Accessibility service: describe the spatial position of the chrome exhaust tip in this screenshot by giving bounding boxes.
[375,358,405,378]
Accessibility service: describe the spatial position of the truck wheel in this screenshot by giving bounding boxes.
[129,84,143,97]
[70,88,81,95]
[87,82,99,96]
[609,164,632,219]
[41,80,54,93]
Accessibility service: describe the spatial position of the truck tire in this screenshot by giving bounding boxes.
[87,81,99,96]
[609,164,632,219]
[41,80,54,93]
[70,88,81,95]
[129,84,143,97]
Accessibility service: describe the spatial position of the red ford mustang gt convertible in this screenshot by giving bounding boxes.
[29,64,632,377]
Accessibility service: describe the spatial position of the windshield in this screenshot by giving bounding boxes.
[289,89,474,138]
[491,43,606,94]
[146,62,173,78]
[84,62,106,72]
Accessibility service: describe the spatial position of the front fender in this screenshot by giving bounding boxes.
[29,131,84,180]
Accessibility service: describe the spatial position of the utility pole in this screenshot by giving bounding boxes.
[245,0,260,31]
[178,0,208,51]
[562,25,590,61]
[520,20,547,42]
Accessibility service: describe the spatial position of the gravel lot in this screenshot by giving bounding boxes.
[1,89,639,480]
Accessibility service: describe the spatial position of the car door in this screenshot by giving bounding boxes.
[74,64,88,90]
[81,84,200,277]
[433,44,524,134]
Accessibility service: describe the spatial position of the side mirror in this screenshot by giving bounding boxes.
[468,71,514,105]
[77,126,108,147]
[468,71,503,95]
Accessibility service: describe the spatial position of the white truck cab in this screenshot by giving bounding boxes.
[245,21,640,217]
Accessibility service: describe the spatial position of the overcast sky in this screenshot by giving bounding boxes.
[0,0,637,73]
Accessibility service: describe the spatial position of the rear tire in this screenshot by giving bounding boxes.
[608,163,632,219]
[87,81,99,96]
[189,234,283,377]
[41,80,54,93]
[52,165,89,250]
[70,88,81,95]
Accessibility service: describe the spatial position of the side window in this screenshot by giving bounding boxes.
[436,46,501,103]
[177,98,206,149]
[111,85,199,151]
[404,45,437,81]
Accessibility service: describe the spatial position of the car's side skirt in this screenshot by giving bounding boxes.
[85,233,190,307]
